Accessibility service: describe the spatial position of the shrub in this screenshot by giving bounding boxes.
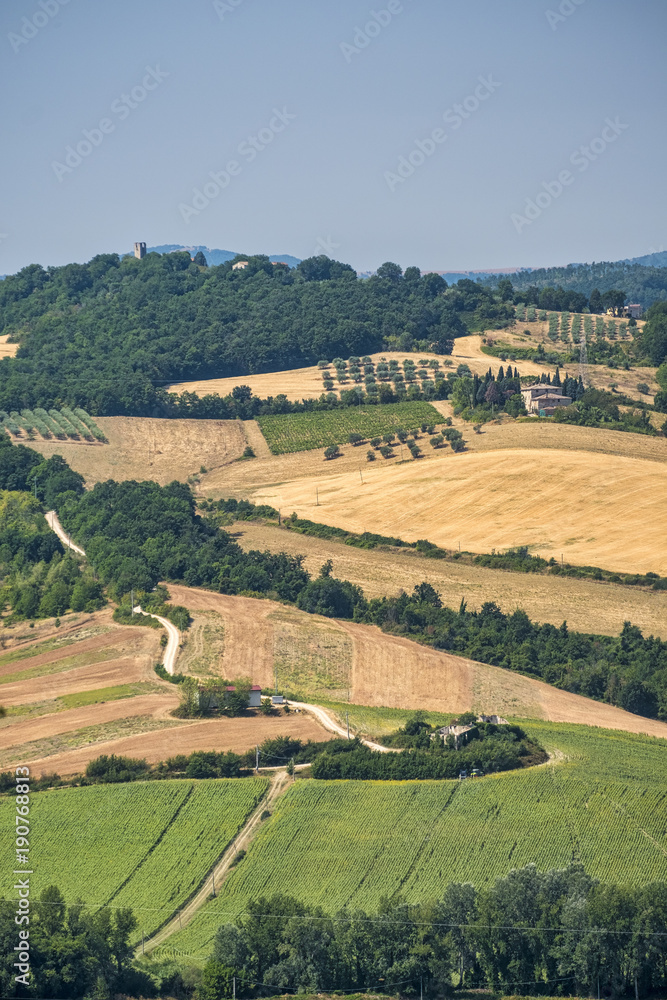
[324,444,341,460]
[366,450,376,462]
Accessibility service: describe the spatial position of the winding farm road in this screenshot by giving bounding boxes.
[45,510,86,557]
[42,511,181,674]
[134,606,180,675]
[288,700,397,753]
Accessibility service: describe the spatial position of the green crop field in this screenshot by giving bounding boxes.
[0,778,267,940]
[165,722,667,963]
[257,402,444,454]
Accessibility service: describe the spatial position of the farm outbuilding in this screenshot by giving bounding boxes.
[437,724,477,749]
[477,714,508,724]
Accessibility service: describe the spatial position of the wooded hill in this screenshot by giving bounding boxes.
[0,254,506,416]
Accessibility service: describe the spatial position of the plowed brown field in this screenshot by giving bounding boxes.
[0,656,155,706]
[167,586,667,740]
[25,712,331,777]
[0,694,178,752]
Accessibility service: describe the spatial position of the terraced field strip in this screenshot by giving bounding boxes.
[0,778,269,941]
[166,721,667,962]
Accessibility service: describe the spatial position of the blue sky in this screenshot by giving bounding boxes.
[1,0,665,274]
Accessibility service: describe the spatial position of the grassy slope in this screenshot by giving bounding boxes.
[165,721,667,963]
[0,778,268,940]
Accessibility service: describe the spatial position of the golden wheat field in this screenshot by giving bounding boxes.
[231,521,667,640]
[24,416,248,485]
[247,447,667,576]
[166,586,667,740]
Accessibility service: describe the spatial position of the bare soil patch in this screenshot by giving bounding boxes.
[0,654,157,706]
[231,521,667,640]
[0,693,178,752]
[24,417,247,486]
[0,628,143,677]
[25,711,332,777]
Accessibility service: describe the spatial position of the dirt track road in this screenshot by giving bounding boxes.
[45,511,86,557]
[134,606,180,674]
[289,700,396,752]
[144,771,288,954]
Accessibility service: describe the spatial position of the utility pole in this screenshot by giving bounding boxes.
[255,745,259,773]
[346,712,350,740]
[142,933,144,955]
[278,508,281,526]
[359,468,363,485]
[211,871,216,897]
[316,487,319,506]
[131,588,134,616]
[274,662,278,697]
[233,977,236,1000]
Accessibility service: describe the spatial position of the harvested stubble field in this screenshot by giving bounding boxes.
[168,720,667,961]
[166,585,667,740]
[258,401,443,455]
[230,521,667,640]
[248,446,667,576]
[23,416,248,486]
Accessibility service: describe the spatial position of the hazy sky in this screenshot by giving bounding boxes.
[1,0,665,275]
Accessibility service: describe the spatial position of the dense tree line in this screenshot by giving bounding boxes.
[0,888,141,999]
[311,731,546,780]
[56,478,309,603]
[0,253,513,416]
[208,867,667,998]
[489,260,667,310]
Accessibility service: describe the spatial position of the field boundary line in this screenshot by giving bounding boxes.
[142,773,285,954]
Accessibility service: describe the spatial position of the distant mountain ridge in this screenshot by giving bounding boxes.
[146,244,302,268]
